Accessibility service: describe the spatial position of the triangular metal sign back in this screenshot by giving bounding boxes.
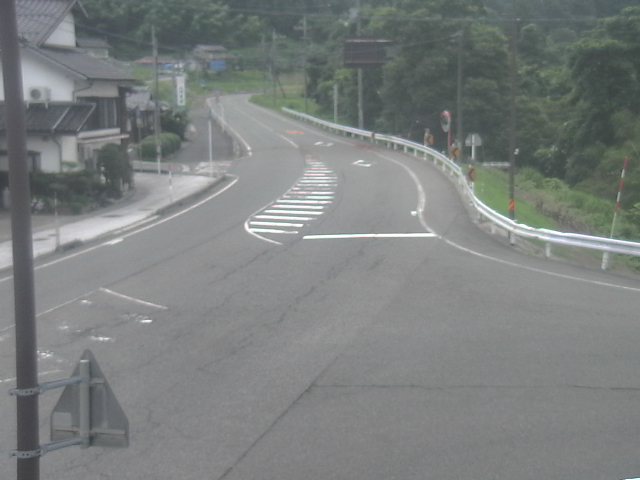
[51,349,129,448]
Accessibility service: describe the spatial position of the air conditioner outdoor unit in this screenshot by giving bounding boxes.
[28,86,51,104]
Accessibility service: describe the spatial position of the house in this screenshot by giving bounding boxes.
[126,86,156,143]
[192,44,235,73]
[133,56,182,72]
[0,0,136,185]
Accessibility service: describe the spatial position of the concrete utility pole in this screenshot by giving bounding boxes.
[508,18,519,226]
[456,28,465,162]
[0,0,41,478]
[356,0,364,129]
[152,24,162,175]
[302,15,308,113]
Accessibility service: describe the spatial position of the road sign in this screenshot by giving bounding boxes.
[465,133,482,147]
[440,110,451,133]
[51,350,129,448]
[175,74,186,107]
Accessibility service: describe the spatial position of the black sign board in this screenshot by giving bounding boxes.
[344,38,391,68]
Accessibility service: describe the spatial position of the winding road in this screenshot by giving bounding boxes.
[2,94,640,480]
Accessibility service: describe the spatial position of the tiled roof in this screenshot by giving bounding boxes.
[28,46,136,81]
[16,0,80,46]
[0,102,95,134]
[77,37,111,49]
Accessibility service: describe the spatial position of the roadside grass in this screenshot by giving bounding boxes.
[474,167,558,230]
[475,165,640,271]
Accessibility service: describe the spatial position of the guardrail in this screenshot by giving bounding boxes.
[207,98,250,158]
[282,107,640,268]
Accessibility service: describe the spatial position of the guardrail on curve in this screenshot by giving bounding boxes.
[282,107,640,267]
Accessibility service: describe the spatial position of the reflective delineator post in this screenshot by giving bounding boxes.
[602,157,630,270]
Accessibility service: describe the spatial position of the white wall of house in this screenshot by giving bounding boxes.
[0,50,76,102]
[45,13,77,48]
[0,135,79,173]
[27,136,62,172]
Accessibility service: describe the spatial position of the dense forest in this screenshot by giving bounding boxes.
[78,0,640,209]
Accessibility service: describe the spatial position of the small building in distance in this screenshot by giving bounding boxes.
[192,45,235,73]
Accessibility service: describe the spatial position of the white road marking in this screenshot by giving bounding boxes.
[278,199,331,205]
[353,159,373,167]
[105,238,124,246]
[0,175,241,284]
[297,183,335,187]
[265,209,323,215]
[250,221,304,228]
[371,152,640,293]
[304,233,438,240]
[271,204,324,210]
[284,195,334,200]
[255,215,315,221]
[250,228,299,234]
[99,287,169,310]
[291,190,335,195]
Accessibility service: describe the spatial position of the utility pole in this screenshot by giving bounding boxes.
[302,15,308,113]
[0,0,41,478]
[333,83,339,123]
[508,18,519,225]
[456,28,465,162]
[271,29,277,106]
[152,24,162,175]
[356,0,364,129]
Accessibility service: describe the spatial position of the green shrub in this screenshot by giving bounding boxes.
[140,133,182,159]
[97,144,132,197]
[30,171,109,214]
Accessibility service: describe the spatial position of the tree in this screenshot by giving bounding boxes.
[97,144,132,197]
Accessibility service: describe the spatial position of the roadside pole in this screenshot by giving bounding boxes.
[152,25,162,175]
[208,113,214,177]
[0,0,41,478]
[602,157,630,270]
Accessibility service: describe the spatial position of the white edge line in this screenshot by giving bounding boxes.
[100,287,169,310]
[0,175,242,280]
[374,151,640,293]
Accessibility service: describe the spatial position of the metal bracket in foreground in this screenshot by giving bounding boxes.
[8,349,129,458]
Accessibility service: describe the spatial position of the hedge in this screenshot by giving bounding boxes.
[140,132,182,159]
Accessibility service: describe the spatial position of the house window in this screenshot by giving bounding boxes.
[82,97,119,130]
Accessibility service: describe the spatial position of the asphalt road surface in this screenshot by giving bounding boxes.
[2,95,640,480]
